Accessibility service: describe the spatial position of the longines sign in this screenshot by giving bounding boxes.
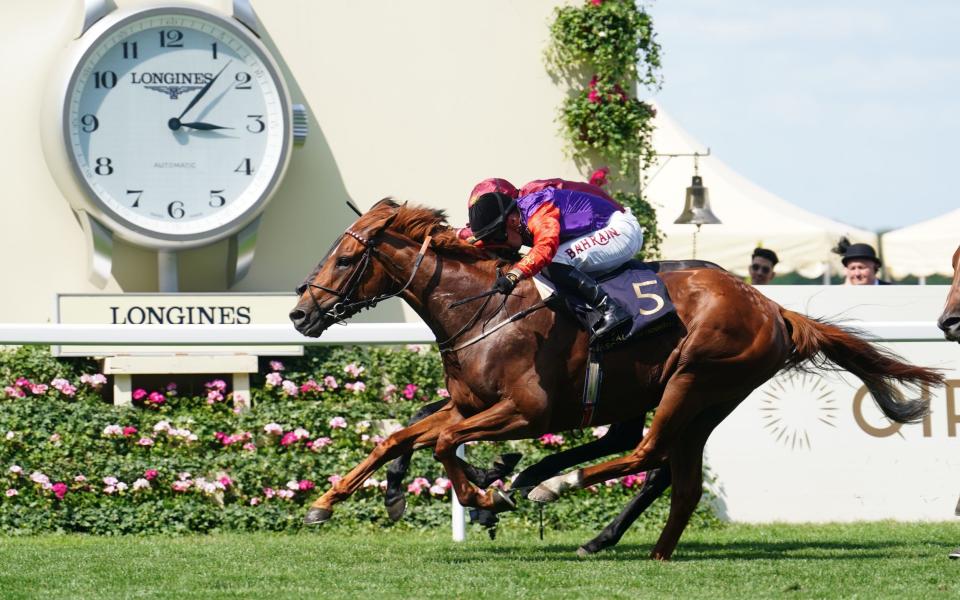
[54,293,301,357]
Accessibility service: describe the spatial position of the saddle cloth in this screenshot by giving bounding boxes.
[533,259,678,347]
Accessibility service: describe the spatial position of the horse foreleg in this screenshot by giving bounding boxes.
[577,464,672,556]
[305,404,460,524]
[384,400,447,521]
[433,400,534,511]
[511,417,645,494]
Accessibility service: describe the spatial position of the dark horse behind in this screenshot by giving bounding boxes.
[290,199,942,559]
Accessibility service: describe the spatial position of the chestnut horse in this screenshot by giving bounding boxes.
[290,199,942,559]
[937,245,960,341]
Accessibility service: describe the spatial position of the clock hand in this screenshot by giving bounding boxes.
[176,60,232,121]
[179,121,233,131]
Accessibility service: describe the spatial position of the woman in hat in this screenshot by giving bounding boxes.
[461,177,643,345]
[833,237,891,285]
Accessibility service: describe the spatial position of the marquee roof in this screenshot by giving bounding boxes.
[643,107,878,278]
[881,208,960,278]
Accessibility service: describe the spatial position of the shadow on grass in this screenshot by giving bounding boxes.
[436,538,925,563]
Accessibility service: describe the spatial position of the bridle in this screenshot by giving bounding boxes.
[301,228,431,323]
[300,224,546,352]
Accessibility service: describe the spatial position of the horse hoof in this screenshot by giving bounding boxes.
[489,489,516,512]
[304,507,333,525]
[385,497,407,522]
[576,546,594,558]
[527,484,559,504]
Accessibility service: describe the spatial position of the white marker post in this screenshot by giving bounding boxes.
[451,444,466,541]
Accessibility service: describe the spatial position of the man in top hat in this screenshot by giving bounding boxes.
[834,238,891,285]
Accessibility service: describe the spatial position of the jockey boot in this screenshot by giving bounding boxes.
[544,264,632,344]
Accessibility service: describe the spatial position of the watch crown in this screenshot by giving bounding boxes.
[292,104,308,146]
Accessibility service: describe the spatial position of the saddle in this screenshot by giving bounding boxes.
[533,259,679,350]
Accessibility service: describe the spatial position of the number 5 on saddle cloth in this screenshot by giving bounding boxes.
[533,259,679,426]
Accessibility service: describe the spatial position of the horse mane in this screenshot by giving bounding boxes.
[375,198,491,259]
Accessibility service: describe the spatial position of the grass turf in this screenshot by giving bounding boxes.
[0,522,957,599]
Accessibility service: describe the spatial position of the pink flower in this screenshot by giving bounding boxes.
[343,362,365,378]
[588,88,601,104]
[31,472,50,485]
[280,432,298,446]
[590,0,602,6]
[219,476,233,488]
[281,380,299,397]
[407,477,431,496]
[309,436,332,450]
[437,388,450,398]
[345,381,366,394]
[263,423,284,435]
[328,416,347,429]
[538,433,565,447]
[144,469,158,480]
[622,473,647,488]
[206,379,227,392]
[322,376,338,390]
[51,378,76,397]
[132,389,147,401]
[171,480,191,493]
[122,426,138,437]
[49,433,61,443]
[589,166,610,188]
[132,478,150,491]
[402,384,418,400]
[14,377,30,388]
[328,474,342,486]
[206,390,224,404]
[137,437,154,446]
[382,384,397,401]
[9,465,22,475]
[242,442,257,452]
[5,489,17,497]
[4,386,24,399]
[298,479,316,491]
[74,474,87,483]
[591,425,610,438]
[51,482,68,500]
[249,497,261,506]
[300,379,321,394]
[269,360,285,372]
[80,373,107,388]
[30,383,49,395]
[265,372,283,386]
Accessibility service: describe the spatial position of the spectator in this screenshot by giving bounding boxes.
[832,237,891,285]
[749,248,778,285]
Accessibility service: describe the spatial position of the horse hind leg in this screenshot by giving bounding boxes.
[577,465,672,557]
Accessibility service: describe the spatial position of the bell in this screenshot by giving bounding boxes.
[674,175,721,225]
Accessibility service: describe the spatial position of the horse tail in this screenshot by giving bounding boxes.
[779,309,943,423]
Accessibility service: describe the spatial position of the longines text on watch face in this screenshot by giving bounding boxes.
[66,12,286,237]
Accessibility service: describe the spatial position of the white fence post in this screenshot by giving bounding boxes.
[451,444,466,541]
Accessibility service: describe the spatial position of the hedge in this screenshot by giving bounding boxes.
[0,345,719,535]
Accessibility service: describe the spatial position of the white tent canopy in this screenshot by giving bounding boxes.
[881,208,960,279]
[643,107,877,278]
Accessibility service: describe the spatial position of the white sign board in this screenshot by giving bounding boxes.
[705,286,959,522]
[54,293,303,357]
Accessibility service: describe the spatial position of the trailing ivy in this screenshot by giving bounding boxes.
[546,0,664,257]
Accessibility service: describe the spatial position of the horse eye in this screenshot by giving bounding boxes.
[295,284,307,295]
[336,256,352,267]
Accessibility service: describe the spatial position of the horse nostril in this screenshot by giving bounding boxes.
[939,316,960,332]
[289,309,306,323]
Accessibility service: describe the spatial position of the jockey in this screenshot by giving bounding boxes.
[463,177,644,344]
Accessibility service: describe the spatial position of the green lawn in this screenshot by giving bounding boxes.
[0,523,957,599]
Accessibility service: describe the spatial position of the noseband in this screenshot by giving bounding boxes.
[303,229,432,322]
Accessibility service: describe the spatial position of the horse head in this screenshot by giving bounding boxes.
[290,198,402,337]
[937,245,960,342]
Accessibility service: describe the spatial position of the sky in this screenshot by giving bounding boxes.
[645,0,959,232]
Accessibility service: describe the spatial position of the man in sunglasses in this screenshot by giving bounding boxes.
[461,177,642,345]
[749,247,779,285]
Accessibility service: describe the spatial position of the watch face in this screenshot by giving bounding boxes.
[64,8,290,243]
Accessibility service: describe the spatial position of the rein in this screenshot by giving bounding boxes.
[305,230,432,321]
[306,224,544,353]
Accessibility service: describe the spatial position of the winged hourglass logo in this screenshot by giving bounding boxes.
[144,85,203,100]
[758,372,838,450]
